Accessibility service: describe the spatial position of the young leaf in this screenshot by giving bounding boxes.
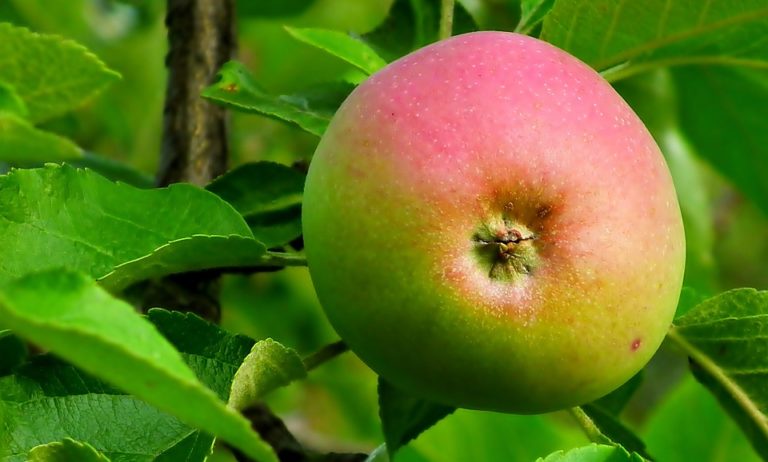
[228,339,307,411]
[27,438,110,462]
[207,162,305,248]
[378,378,455,456]
[537,444,645,462]
[0,115,83,163]
[0,23,120,123]
[362,0,478,61]
[285,27,388,75]
[669,288,768,459]
[0,270,277,462]
[516,0,555,35]
[0,164,253,285]
[202,61,354,136]
[99,235,268,292]
[541,0,768,82]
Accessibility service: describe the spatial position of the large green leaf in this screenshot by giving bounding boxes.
[0,22,120,123]
[285,27,387,75]
[99,235,268,292]
[202,61,354,137]
[672,66,768,216]
[0,114,82,163]
[378,378,455,456]
[207,162,305,248]
[0,82,27,117]
[0,271,276,462]
[0,164,253,285]
[27,439,110,462]
[541,0,768,81]
[516,0,555,35]
[669,289,768,459]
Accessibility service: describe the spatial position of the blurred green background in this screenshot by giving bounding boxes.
[2,1,765,460]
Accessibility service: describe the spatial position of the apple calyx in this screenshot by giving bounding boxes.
[473,217,540,282]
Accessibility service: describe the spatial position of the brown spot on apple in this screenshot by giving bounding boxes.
[631,338,642,352]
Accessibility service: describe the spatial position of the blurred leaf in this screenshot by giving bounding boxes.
[537,444,644,462]
[207,162,305,248]
[670,289,768,459]
[69,152,154,188]
[1,309,258,461]
[28,439,110,462]
[0,115,82,163]
[0,330,27,376]
[516,0,555,35]
[0,81,27,117]
[378,378,455,456]
[0,270,276,462]
[672,66,768,216]
[99,235,268,292]
[0,22,120,123]
[0,164,252,285]
[237,0,315,18]
[362,0,478,61]
[408,409,585,461]
[285,27,387,75]
[228,339,306,411]
[591,373,643,416]
[675,286,708,320]
[203,61,354,136]
[541,1,768,81]
[643,375,760,462]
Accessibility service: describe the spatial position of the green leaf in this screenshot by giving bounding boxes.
[203,61,353,136]
[672,66,768,216]
[69,152,154,188]
[0,164,252,285]
[207,162,305,248]
[537,444,644,462]
[0,115,82,163]
[285,27,388,75]
[0,330,27,376]
[0,270,276,462]
[362,0,478,61]
[576,405,650,460]
[0,82,27,117]
[27,439,110,462]
[516,0,555,35]
[378,378,455,456]
[540,1,768,82]
[228,339,306,411]
[99,235,267,292]
[642,375,761,461]
[669,289,768,459]
[0,22,120,123]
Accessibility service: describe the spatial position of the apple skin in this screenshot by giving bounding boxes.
[302,31,685,413]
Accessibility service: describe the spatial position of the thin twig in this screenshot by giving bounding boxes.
[303,341,349,372]
[567,407,612,445]
[439,0,455,40]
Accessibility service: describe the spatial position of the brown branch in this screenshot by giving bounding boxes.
[157,0,235,186]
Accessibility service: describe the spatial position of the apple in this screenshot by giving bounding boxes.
[302,31,685,413]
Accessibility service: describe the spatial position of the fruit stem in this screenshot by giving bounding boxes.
[303,340,349,371]
[439,0,455,40]
[567,407,612,445]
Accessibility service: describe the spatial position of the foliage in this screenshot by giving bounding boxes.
[0,0,767,461]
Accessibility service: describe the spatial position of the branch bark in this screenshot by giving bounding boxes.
[158,0,235,186]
